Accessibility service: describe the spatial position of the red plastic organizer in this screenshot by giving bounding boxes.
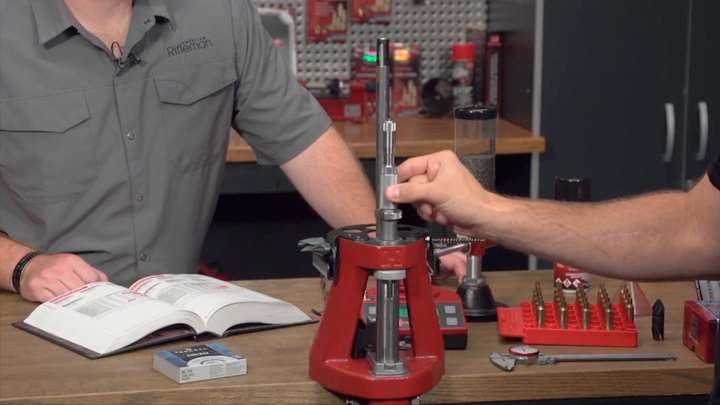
[497,301,638,347]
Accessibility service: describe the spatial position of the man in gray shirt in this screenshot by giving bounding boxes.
[1,0,465,302]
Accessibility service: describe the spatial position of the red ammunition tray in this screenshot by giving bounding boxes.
[498,302,638,347]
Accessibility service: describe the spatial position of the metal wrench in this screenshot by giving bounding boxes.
[490,350,677,372]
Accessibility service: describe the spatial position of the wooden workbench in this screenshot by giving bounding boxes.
[226,117,546,162]
[0,271,711,404]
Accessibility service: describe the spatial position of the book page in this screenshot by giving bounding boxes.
[23,282,204,355]
[130,274,311,334]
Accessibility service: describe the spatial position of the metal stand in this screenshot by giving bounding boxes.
[436,238,503,321]
[457,246,503,321]
[457,277,500,320]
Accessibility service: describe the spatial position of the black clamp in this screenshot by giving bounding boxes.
[298,237,336,280]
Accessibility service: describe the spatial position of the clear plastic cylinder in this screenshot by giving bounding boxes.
[453,105,497,190]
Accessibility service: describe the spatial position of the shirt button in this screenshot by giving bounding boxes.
[135,193,144,202]
[126,131,136,141]
[139,253,148,262]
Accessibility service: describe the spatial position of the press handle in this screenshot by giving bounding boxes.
[696,101,709,161]
[663,103,676,162]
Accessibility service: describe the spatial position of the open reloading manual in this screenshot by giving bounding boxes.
[14,274,315,359]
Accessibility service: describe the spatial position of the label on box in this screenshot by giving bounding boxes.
[351,0,391,24]
[554,263,591,291]
[683,300,719,363]
[153,343,247,384]
[699,301,720,318]
[306,0,348,43]
[391,43,421,115]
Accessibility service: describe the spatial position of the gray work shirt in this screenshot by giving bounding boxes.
[0,0,331,286]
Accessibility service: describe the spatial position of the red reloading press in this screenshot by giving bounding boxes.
[307,38,444,405]
[309,226,444,404]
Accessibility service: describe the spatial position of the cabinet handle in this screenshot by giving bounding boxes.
[663,103,676,162]
[696,101,709,161]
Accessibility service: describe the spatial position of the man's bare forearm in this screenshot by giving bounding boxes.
[0,234,34,292]
[281,126,376,227]
[484,177,720,280]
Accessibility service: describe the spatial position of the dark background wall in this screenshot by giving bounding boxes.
[201,154,531,281]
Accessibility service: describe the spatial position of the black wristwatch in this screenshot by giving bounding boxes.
[12,251,40,293]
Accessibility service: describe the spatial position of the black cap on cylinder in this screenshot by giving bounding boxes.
[554,178,591,202]
[453,105,497,121]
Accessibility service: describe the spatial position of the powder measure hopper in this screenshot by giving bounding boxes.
[304,38,445,404]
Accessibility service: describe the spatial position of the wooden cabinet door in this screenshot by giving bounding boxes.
[539,0,689,200]
[683,0,720,188]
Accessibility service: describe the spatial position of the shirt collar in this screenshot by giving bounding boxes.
[147,0,173,29]
[133,0,175,34]
[30,0,78,45]
[30,0,174,46]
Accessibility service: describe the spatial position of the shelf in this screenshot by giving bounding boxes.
[226,117,546,163]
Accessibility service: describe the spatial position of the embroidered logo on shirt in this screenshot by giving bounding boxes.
[166,36,214,57]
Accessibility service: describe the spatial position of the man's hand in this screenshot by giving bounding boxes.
[438,251,467,280]
[19,254,108,302]
[386,150,502,236]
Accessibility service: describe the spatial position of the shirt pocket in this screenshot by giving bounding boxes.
[0,91,96,203]
[153,60,237,171]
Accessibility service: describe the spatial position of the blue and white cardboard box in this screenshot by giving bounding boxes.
[153,343,247,383]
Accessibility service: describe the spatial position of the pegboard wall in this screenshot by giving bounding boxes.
[255,0,487,83]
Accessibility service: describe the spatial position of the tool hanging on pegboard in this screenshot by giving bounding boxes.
[255,0,487,83]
